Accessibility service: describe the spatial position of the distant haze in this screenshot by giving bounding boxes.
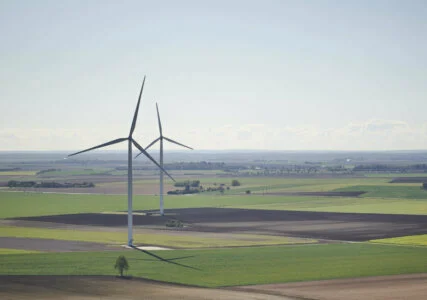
[1,1,426,151]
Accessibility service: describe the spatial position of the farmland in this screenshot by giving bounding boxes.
[1,151,427,299]
[1,244,426,287]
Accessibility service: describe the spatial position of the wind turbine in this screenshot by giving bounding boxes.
[136,103,193,215]
[68,77,174,246]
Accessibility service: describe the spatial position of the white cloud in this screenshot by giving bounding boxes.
[1,120,427,151]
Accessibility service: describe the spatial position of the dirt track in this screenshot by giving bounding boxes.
[2,274,426,300]
[234,273,427,300]
[14,207,427,241]
[0,276,292,300]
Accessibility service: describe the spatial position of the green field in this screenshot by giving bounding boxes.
[231,197,427,215]
[0,244,426,287]
[334,185,427,199]
[371,234,427,247]
[0,226,315,248]
[2,182,427,219]
[0,191,143,218]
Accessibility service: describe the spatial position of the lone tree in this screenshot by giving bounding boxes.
[422,183,427,190]
[231,179,241,187]
[114,255,129,277]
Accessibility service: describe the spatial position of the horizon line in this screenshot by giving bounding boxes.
[0,149,426,153]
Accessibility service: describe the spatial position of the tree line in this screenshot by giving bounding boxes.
[8,180,95,188]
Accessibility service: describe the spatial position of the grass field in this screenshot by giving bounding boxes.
[0,192,145,218]
[371,234,427,247]
[334,185,427,199]
[201,177,390,194]
[231,197,427,215]
[0,226,315,248]
[2,187,427,219]
[0,244,426,287]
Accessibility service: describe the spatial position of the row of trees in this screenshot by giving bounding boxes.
[7,180,95,188]
[354,164,427,172]
[174,180,200,188]
[168,179,242,195]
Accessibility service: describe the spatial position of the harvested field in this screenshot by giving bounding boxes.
[0,276,292,300]
[0,237,118,252]
[390,177,427,183]
[235,273,427,300]
[12,179,175,195]
[13,208,427,241]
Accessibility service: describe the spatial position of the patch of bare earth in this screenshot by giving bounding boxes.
[233,274,427,300]
[12,208,427,241]
[0,276,293,300]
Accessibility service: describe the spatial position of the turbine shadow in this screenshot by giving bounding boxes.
[130,246,201,271]
[132,255,196,262]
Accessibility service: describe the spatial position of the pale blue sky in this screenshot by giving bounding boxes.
[1,0,426,151]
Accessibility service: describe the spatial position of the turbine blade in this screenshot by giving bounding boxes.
[129,76,146,136]
[134,137,160,159]
[68,138,127,157]
[132,139,176,182]
[156,103,163,136]
[164,137,193,150]
[145,137,161,151]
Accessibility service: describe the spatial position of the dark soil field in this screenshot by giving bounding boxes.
[390,176,427,183]
[13,208,427,242]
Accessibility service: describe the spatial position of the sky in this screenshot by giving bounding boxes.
[1,0,426,151]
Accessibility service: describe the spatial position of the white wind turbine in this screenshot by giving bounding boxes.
[68,77,174,246]
[136,103,193,215]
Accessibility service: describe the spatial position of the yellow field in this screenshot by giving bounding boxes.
[371,234,427,246]
[0,248,40,255]
[0,226,317,248]
[0,171,36,176]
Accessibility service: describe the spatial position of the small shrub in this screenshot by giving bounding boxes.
[114,255,129,277]
[422,183,427,190]
[231,179,241,186]
[245,190,251,194]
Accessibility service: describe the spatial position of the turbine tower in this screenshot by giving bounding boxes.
[68,77,174,246]
[136,103,193,215]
